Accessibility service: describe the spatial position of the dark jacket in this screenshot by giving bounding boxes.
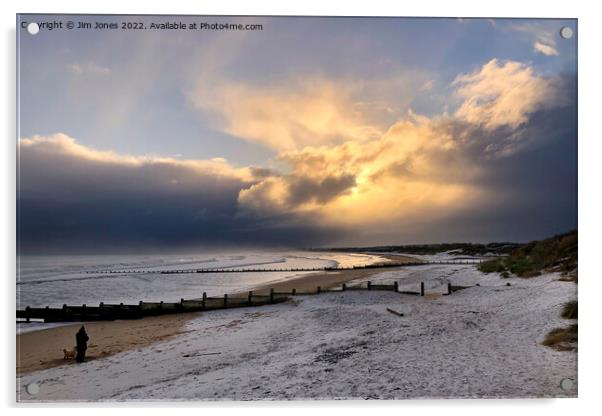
[75,326,89,363]
[76,326,89,349]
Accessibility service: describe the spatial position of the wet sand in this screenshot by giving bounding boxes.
[17,313,198,375]
[17,253,419,375]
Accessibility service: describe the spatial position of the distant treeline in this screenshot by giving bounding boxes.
[478,230,577,279]
[316,242,521,256]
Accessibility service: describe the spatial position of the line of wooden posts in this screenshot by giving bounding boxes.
[17,281,458,323]
[89,260,483,275]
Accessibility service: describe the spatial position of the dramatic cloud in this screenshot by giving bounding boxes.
[453,59,558,130]
[236,60,573,238]
[19,59,576,252]
[239,113,480,227]
[190,79,374,152]
[19,134,253,180]
[190,74,429,152]
[17,134,348,252]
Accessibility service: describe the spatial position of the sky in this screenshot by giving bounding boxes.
[17,15,578,253]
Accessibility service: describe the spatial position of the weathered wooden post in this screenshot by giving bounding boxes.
[394,281,399,292]
[317,286,321,294]
[447,282,452,295]
[367,281,372,290]
[292,288,296,296]
[224,294,228,308]
[202,292,207,309]
[270,288,275,303]
[420,282,425,296]
[248,291,253,305]
[342,283,346,291]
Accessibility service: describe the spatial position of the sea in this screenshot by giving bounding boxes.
[17,251,385,310]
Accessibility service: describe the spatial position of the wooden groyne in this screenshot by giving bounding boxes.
[18,260,484,323]
[17,279,473,324]
[87,260,483,275]
[17,293,288,323]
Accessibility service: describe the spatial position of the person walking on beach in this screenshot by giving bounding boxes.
[75,325,89,363]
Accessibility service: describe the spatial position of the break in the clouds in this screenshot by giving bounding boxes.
[17,16,577,252]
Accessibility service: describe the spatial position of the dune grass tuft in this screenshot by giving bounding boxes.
[561,301,578,320]
[543,324,577,351]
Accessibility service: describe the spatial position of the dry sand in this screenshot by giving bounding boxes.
[16,253,418,375]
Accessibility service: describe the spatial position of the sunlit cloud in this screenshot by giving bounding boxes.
[190,78,376,152]
[453,59,558,130]
[190,71,431,152]
[236,59,567,233]
[238,112,482,228]
[19,134,256,182]
[533,41,559,56]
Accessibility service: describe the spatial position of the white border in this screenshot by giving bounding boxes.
[2,0,601,414]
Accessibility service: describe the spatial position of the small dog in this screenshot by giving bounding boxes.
[63,347,76,360]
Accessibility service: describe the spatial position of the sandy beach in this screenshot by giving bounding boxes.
[17,313,199,375]
[17,257,577,400]
[17,253,417,376]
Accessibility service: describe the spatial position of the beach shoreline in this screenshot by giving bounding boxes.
[17,313,199,375]
[17,253,418,375]
[17,263,577,400]
[235,253,418,296]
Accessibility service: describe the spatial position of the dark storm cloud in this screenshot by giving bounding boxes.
[429,74,577,243]
[17,136,348,253]
[287,174,357,205]
[463,73,577,242]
